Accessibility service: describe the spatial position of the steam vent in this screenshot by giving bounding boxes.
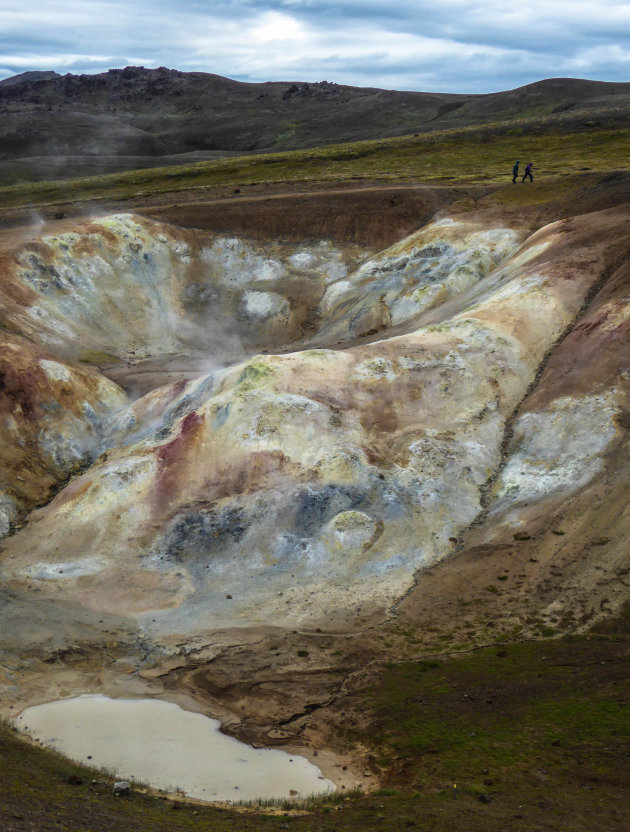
[1,180,630,797]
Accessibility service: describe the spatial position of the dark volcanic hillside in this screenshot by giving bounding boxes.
[1,67,630,184]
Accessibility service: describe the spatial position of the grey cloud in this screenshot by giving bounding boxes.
[1,0,629,92]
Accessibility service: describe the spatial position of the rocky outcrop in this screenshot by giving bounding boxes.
[316,218,522,340]
[0,331,127,534]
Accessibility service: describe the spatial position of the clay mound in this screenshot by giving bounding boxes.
[0,213,367,526]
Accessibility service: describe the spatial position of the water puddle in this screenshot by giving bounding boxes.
[16,695,335,802]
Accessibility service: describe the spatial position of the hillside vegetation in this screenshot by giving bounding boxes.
[1,67,630,184]
[0,116,628,221]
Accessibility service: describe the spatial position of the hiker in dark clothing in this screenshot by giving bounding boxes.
[522,162,534,182]
[512,160,519,183]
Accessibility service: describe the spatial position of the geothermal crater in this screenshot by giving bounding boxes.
[0,211,525,630]
[1,197,629,778]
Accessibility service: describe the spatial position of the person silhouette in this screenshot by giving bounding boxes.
[522,162,534,182]
[512,160,520,183]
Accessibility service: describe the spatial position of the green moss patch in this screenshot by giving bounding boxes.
[357,637,630,792]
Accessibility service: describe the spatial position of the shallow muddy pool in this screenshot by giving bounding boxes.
[16,695,335,802]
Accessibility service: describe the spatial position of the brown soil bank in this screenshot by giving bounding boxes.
[137,184,450,248]
[134,170,630,246]
[0,179,449,246]
[3,170,629,249]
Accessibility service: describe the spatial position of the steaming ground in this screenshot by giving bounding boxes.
[1,196,629,766]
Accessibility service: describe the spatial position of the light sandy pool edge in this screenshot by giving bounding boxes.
[16,694,339,803]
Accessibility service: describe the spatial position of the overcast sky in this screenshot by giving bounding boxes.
[1,0,630,93]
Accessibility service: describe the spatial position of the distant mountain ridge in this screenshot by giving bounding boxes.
[0,70,60,87]
[1,66,629,184]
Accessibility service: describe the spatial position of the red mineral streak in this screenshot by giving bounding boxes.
[0,356,45,420]
[154,411,206,512]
